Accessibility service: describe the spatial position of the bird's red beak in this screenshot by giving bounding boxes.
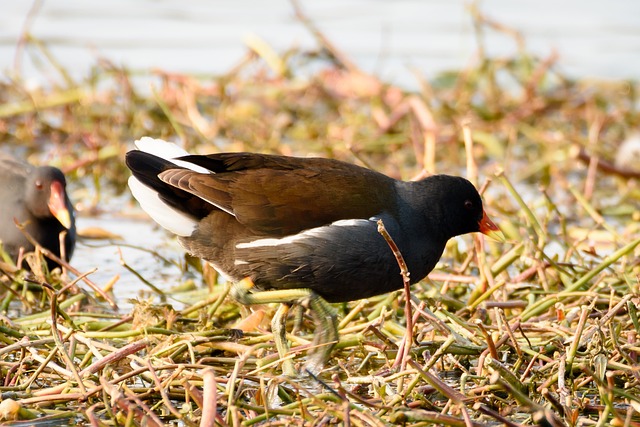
[479,210,504,241]
[48,181,72,229]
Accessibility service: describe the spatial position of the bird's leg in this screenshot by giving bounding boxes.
[231,279,338,375]
[304,293,338,375]
[271,303,295,376]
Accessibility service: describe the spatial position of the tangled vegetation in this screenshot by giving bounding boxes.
[0,7,639,427]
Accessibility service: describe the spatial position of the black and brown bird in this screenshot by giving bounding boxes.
[0,152,75,270]
[125,137,501,375]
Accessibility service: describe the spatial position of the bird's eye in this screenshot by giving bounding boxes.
[35,180,43,190]
[464,200,473,210]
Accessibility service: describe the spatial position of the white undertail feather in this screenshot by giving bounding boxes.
[133,137,238,219]
[236,218,374,249]
[134,137,210,173]
[128,137,208,236]
[128,175,197,237]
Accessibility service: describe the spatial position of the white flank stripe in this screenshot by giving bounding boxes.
[236,236,300,249]
[134,137,210,173]
[128,176,197,236]
[234,260,249,265]
[236,218,373,249]
[331,219,370,227]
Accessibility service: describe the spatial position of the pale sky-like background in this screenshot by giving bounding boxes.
[1,0,639,87]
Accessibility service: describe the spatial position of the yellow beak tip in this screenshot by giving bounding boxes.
[484,228,506,242]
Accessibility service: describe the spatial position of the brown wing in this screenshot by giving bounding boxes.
[158,153,396,236]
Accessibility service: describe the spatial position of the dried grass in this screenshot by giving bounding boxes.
[0,9,639,427]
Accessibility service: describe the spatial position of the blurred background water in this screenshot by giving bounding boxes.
[1,0,639,88]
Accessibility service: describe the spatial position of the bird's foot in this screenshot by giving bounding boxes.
[230,279,339,376]
[304,293,338,375]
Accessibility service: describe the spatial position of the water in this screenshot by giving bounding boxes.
[71,212,189,311]
[1,0,639,89]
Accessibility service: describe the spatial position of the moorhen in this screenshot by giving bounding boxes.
[0,152,76,270]
[125,137,501,375]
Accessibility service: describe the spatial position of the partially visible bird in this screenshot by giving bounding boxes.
[125,137,501,375]
[0,152,76,270]
[615,132,640,174]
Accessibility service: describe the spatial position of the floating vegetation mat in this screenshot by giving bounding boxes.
[0,8,639,427]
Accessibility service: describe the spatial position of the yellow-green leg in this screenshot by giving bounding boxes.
[231,280,338,376]
[305,293,339,374]
[271,303,295,376]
